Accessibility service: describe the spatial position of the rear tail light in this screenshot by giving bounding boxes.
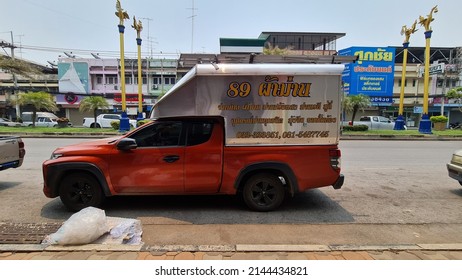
[329,149,341,171]
[18,140,26,159]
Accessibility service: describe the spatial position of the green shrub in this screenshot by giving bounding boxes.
[137,119,151,127]
[111,121,136,130]
[342,125,369,131]
[430,115,448,123]
[110,121,119,130]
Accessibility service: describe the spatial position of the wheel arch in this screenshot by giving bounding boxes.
[234,162,299,196]
[45,162,111,198]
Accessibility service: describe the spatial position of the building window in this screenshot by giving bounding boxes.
[412,79,416,87]
[96,75,103,84]
[152,77,160,85]
[399,79,408,87]
[125,76,132,84]
[106,76,118,84]
[164,77,176,85]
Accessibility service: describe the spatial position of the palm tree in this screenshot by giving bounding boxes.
[16,91,58,127]
[79,96,110,128]
[343,94,371,125]
[447,87,462,112]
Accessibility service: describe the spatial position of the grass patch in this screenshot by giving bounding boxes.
[342,129,462,137]
[0,126,123,135]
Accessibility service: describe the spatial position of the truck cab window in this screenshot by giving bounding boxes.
[187,122,213,146]
[130,121,183,147]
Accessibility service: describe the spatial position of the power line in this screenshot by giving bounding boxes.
[15,44,180,59]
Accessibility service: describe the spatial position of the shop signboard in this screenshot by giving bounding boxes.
[339,47,395,106]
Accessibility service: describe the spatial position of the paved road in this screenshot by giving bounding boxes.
[1,138,461,247]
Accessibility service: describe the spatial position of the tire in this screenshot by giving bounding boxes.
[59,172,105,212]
[242,173,285,212]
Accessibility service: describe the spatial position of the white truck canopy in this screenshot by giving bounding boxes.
[151,63,345,146]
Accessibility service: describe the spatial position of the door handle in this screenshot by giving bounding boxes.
[163,155,180,163]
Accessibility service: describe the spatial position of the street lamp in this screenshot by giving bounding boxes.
[115,0,130,132]
[394,21,418,130]
[418,5,438,134]
[132,16,144,122]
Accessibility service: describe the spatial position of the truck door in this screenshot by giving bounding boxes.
[184,120,223,193]
[108,121,185,194]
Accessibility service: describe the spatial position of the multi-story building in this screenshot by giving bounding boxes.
[56,57,178,125]
[387,46,462,126]
[0,55,58,120]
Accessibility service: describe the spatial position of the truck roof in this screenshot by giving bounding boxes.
[155,63,345,110]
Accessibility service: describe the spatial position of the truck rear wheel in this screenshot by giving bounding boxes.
[243,173,285,212]
[59,172,105,212]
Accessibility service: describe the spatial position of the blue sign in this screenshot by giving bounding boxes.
[339,47,395,105]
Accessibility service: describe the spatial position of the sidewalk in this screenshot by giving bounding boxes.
[1,243,462,260]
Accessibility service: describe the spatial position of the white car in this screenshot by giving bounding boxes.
[83,114,137,128]
[447,149,462,186]
[0,118,23,127]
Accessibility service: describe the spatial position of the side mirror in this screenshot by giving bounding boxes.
[117,138,137,151]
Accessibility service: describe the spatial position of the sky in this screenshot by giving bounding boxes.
[1,0,460,67]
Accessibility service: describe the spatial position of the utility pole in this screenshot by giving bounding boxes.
[139,17,153,57]
[9,32,20,119]
[140,17,154,102]
[187,0,197,53]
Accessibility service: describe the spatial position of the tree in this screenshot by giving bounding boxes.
[446,87,462,112]
[16,91,58,127]
[343,94,371,125]
[0,55,40,77]
[263,43,293,55]
[79,96,110,128]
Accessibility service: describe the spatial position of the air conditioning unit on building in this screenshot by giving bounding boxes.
[152,84,158,90]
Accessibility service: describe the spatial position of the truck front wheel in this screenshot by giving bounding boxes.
[243,173,285,212]
[59,172,105,212]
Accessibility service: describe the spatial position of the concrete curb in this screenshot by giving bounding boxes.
[2,243,462,253]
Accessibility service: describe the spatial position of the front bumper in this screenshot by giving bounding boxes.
[447,163,462,184]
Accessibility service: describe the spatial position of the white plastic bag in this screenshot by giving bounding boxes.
[43,207,108,245]
[109,219,143,245]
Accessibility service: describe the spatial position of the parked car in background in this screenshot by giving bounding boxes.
[342,116,398,130]
[0,117,23,127]
[447,149,462,186]
[83,114,137,128]
[21,112,73,127]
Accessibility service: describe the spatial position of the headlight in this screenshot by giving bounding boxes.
[50,153,63,160]
[451,154,462,166]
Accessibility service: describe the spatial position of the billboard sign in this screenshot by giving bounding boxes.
[58,62,89,94]
[339,47,395,106]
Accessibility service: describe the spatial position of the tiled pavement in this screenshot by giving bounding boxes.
[1,244,462,260]
[1,249,462,260]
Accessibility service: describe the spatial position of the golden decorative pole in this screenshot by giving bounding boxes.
[394,21,418,130]
[115,0,130,131]
[132,16,144,121]
[418,5,438,134]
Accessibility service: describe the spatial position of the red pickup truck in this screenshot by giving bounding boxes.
[42,62,346,211]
